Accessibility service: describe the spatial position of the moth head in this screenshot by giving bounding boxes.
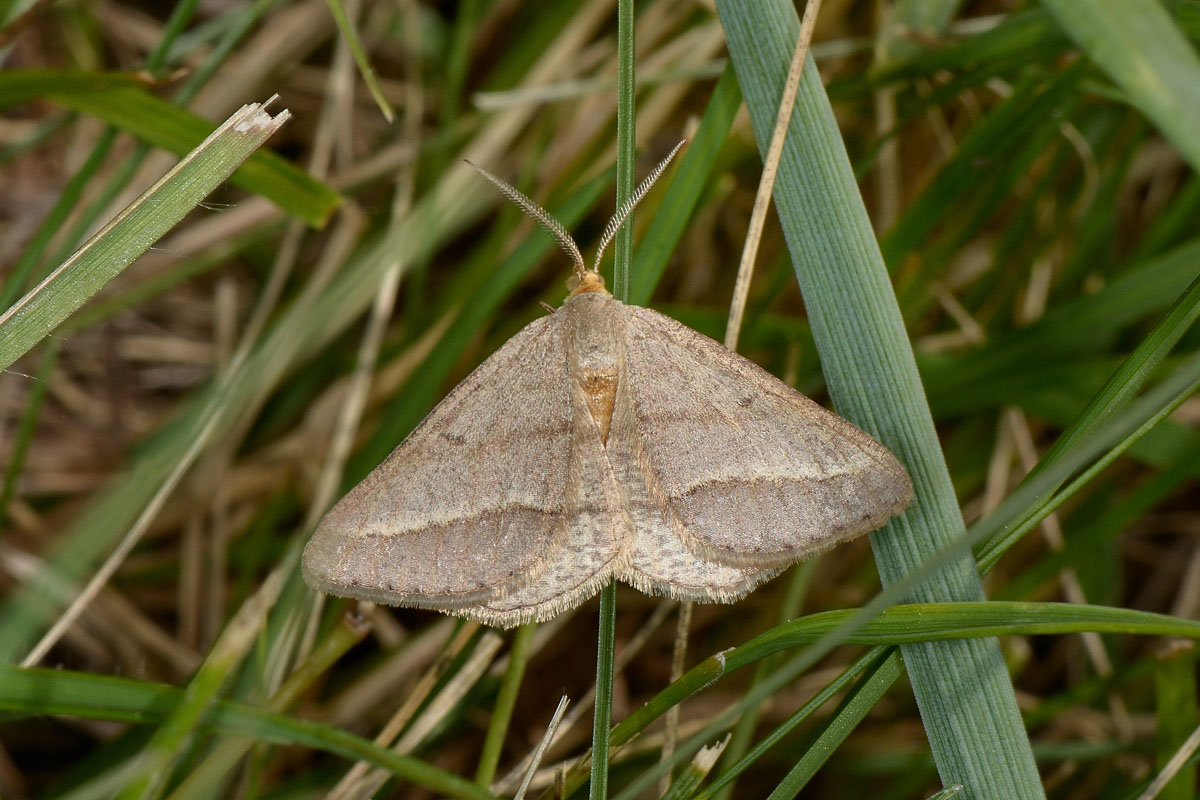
[566,270,607,297]
[465,140,686,293]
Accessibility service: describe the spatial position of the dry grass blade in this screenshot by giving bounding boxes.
[493,602,674,795]
[724,0,821,351]
[1136,720,1200,800]
[659,600,691,796]
[324,629,504,799]
[514,695,571,800]
[326,622,483,799]
[20,400,226,667]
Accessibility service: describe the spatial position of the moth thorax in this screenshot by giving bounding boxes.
[565,289,621,443]
[579,370,619,444]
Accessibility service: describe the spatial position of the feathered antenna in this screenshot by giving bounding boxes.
[592,140,686,273]
[466,160,587,279]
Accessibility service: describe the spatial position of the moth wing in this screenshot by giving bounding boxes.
[432,373,631,627]
[606,363,780,601]
[303,314,578,608]
[620,306,913,570]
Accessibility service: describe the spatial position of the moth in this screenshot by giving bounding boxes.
[303,144,913,627]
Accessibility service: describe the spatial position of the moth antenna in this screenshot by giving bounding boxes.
[592,139,686,272]
[466,160,587,279]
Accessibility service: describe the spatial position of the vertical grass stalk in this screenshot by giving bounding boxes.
[591,1,636,796]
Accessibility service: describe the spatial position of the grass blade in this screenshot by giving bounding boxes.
[765,651,905,799]
[476,624,535,787]
[0,665,495,800]
[0,100,290,371]
[1041,0,1200,173]
[715,2,1044,796]
[323,0,395,122]
[0,70,340,226]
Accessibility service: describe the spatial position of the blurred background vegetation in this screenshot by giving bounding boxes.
[1,0,1200,798]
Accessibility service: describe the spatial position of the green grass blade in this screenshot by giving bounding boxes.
[692,648,894,800]
[0,101,290,371]
[1042,0,1200,173]
[475,624,535,787]
[164,612,369,800]
[976,271,1200,565]
[1043,253,1200,447]
[0,70,341,226]
[659,735,728,800]
[611,0,636,303]
[975,349,1200,570]
[145,0,200,70]
[716,1,1044,797]
[0,665,495,800]
[765,651,905,799]
[323,0,395,122]
[590,585,618,798]
[629,63,741,305]
[57,227,281,335]
[755,602,1200,646]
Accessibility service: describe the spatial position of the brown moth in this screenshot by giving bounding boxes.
[303,145,913,627]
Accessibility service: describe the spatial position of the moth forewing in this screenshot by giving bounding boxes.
[617,304,913,570]
[301,316,578,609]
